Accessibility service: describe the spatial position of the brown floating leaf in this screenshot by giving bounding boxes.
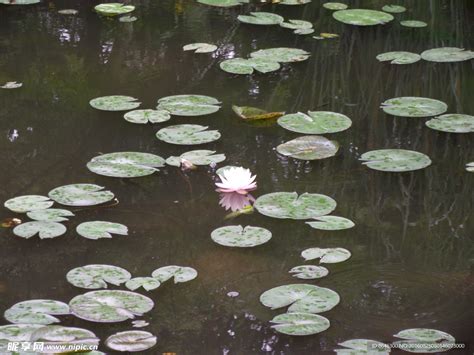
[1,218,22,228]
[232,105,285,121]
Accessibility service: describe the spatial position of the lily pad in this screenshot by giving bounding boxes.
[250,47,310,63]
[30,325,99,348]
[255,192,336,220]
[119,15,137,22]
[124,109,170,124]
[87,152,165,178]
[467,162,474,172]
[126,277,161,291]
[289,265,329,280]
[58,9,78,15]
[76,221,128,240]
[183,43,217,53]
[13,221,66,239]
[306,216,355,230]
[90,95,140,111]
[220,58,281,75]
[49,184,115,206]
[381,97,448,117]
[1,81,23,88]
[260,284,340,313]
[333,9,394,26]
[270,312,330,336]
[360,149,432,172]
[335,339,391,354]
[166,150,225,167]
[94,3,135,16]
[151,266,198,283]
[4,195,53,213]
[106,330,157,352]
[400,20,427,28]
[421,47,474,63]
[280,20,314,35]
[301,247,351,263]
[156,124,221,145]
[26,208,74,222]
[66,264,132,289]
[0,324,44,345]
[69,290,154,323]
[157,95,220,116]
[237,12,284,25]
[232,105,285,121]
[277,135,339,160]
[323,2,348,10]
[382,5,406,13]
[211,225,272,247]
[278,111,352,134]
[393,328,455,353]
[197,0,248,7]
[0,0,40,5]
[376,51,421,65]
[425,114,474,133]
[279,0,311,4]
[4,300,69,325]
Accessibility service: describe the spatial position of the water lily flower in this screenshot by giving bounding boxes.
[215,167,257,194]
[219,192,255,212]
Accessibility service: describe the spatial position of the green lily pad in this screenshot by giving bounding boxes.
[4,195,53,213]
[69,290,154,323]
[126,277,161,291]
[76,221,128,240]
[278,111,352,134]
[382,5,406,13]
[13,221,66,239]
[301,247,351,263]
[124,109,170,124]
[58,9,78,15]
[49,184,115,206]
[333,9,394,26]
[277,135,339,160]
[260,284,340,313]
[425,114,474,133]
[151,266,198,283]
[197,0,248,7]
[279,0,311,4]
[381,97,448,117]
[119,15,137,22]
[166,150,226,167]
[30,325,99,348]
[211,225,272,247]
[1,81,23,89]
[467,162,474,172]
[183,43,217,53]
[250,47,310,63]
[280,20,314,35]
[0,324,44,344]
[376,51,421,64]
[66,264,132,289]
[289,265,329,280]
[400,20,427,28]
[106,330,157,352]
[4,300,69,325]
[156,124,221,145]
[238,12,284,25]
[360,149,432,172]
[94,3,135,16]
[157,95,220,116]
[0,0,40,4]
[323,2,348,10]
[393,328,455,353]
[421,47,474,62]
[306,216,355,230]
[90,95,140,111]
[255,192,336,220]
[220,58,281,75]
[27,208,74,222]
[270,312,330,336]
[335,339,391,354]
[87,152,165,178]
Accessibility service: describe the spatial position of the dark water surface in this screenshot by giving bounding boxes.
[1,0,473,354]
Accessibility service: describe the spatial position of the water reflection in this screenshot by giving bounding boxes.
[218,192,255,212]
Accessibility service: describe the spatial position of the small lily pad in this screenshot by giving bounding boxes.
[4,195,53,213]
[382,5,406,13]
[90,95,140,111]
[211,225,272,247]
[0,324,44,346]
[183,43,217,53]
[106,330,157,352]
[27,208,74,222]
[67,264,132,289]
[237,12,284,25]
[87,152,165,178]
[270,312,330,336]
[277,136,339,160]
[156,124,221,145]
[425,114,474,133]
[335,339,391,354]
[376,51,421,65]
[76,221,128,240]
[13,221,66,239]
[166,150,225,167]
[393,328,455,353]
[1,81,23,89]
[360,149,432,172]
[333,9,394,26]
[232,105,285,121]
[48,184,115,206]
[4,300,69,325]
[0,0,40,4]
[29,326,99,348]
[151,266,198,283]
[421,47,474,62]
[94,3,135,16]
[467,162,474,172]
[289,265,329,280]
[306,216,355,230]
[323,2,348,10]
[301,247,351,263]
[278,111,352,134]
[119,15,137,22]
[279,0,311,4]
[157,95,220,116]
[381,97,448,117]
[400,20,427,28]
[58,9,78,15]
[220,58,281,75]
[126,277,161,291]
[280,20,314,35]
[250,47,310,63]
[197,0,248,7]
[124,109,170,124]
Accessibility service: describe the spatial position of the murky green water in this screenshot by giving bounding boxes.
[1,0,473,353]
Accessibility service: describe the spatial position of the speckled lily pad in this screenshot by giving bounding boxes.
[211,225,272,247]
[27,208,74,222]
[90,95,140,111]
[4,300,70,325]
[306,216,355,230]
[277,135,339,160]
[250,47,310,63]
[66,264,132,289]
[270,312,330,336]
[87,152,165,178]
[421,47,474,62]
[238,12,284,25]
[360,149,432,172]
[289,265,329,280]
[301,247,351,263]
[106,330,157,352]
[333,9,394,26]
[124,109,170,124]
[166,150,226,167]
[13,221,67,239]
[335,339,391,354]
[156,124,221,145]
[376,51,421,65]
[4,195,53,213]
[278,111,352,134]
[151,266,198,283]
[381,97,448,117]
[425,114,474,133]
[48,184,115,207]
[220,58,281,75]
[76,221,128,240]
[156,95,221,116]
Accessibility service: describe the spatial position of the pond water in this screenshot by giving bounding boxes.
[1,0,473,353]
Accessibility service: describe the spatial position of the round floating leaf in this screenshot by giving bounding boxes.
[260,284,340,313]
[13,221,66,239]
[467,162,474,172]
[106,330,157,352]
[166,150,225,167]
[421,47,474,63]
[119,15,137,22]
[90,95,140,111]
[49,184,114,207]
[4,300,69,325]
[279,0,311,4]
[156,95,220,116]
[151,266,198,283]
[183,43,217,53]
[58,9,78,15]
[278,111,352,134]
[29,325,99,347]
[220,58,281,75]
[126,277,161,291]
[1,81,23,89]
[67,264,132,289]
[306,216,355,230]
[323,2,348,10]
[382,5,406,13]
[27,208,74,222]
[381,97,448,118]
[376,51,421,65]
[301,247,351,263]
[124,109,170,124]
[255,192,336,220]
[0,324,44,343]
[76,221,128,240]
[250,47,310,63]
[425,114,474,133]
[69,290,154,323]
[360,149,432,172]
[197,0,247,7]
[156,124,221,145]
[277,135,339,160]
[400,20,427,28]
[270,312,330,336]
[0,0,40,4]
[94,3,135,16]
[280,20,313,35]
[4,195,53,213]
[336,339,391,354]
[333,9,394,26]
[289,265,329,280]
[238,12,284,25]
[211,225,272,247]
[87,152,165,178]
[393,328,455,353]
